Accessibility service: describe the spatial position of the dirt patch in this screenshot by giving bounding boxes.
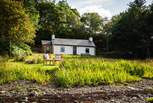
[0,79,153,103]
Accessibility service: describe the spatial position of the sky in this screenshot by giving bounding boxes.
[65,0,152,19]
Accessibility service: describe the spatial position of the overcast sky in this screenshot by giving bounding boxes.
[65,0,152,19]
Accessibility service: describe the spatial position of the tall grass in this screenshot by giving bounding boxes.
[1,54,153,88]
[0,62,57,84]
[55,58,153,87]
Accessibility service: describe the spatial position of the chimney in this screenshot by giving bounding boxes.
[89,37,93,42]
[52,34,55,40]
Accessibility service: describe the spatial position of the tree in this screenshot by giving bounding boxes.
[129,0,146,8]
[35,0,81,46]
[109,0,151,58]
[145,2,153,57]
[36,1,58,45]
[23,0,40,30]
[0,0,36,54]
[81,13,103,35]
[55,0,81,38]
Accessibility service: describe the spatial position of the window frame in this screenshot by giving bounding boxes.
[85,48,90,54]
[60,46,65,52]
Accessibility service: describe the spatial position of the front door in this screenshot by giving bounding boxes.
[73,46,77,55]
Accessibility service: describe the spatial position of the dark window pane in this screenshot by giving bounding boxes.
[61,47,65,52]
[86,48,89,54]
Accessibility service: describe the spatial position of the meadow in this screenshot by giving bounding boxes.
[1,54,153,87]
[56,58,153,87]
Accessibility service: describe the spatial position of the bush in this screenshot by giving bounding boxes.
[145,97,153,103]
[11,43,32,61]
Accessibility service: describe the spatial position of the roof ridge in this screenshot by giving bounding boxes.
[42,38,96,47]
[55,38,89,41]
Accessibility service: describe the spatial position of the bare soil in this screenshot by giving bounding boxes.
[0,79,153,103]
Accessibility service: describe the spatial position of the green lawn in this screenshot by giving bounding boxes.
[1,54,153,87]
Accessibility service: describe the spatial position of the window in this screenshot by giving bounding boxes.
[85,48,90,54]
[60,47,65,52]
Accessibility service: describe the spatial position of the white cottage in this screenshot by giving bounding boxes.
[41,35,96,55]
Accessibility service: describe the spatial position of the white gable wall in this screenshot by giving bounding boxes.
[77,47,95,55]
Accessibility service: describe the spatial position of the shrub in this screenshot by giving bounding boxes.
[11,43,32,61]
[145,97,153,103]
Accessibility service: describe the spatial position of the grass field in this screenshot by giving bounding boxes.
[1,54,153,87]
[0,62,58,84]
[55,58,153,87]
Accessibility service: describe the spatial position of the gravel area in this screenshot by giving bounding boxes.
[0,79,153,103]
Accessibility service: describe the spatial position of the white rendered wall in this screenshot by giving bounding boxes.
[53,45,95,55]
[53,45,73,54]
[77,47,95,55]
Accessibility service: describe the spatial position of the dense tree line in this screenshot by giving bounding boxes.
[0,0,105,56]
[0,0,36,55]
[35,0,105,49]
[105,0,153,58]
[35,0,107,54]
[0,0,153,59]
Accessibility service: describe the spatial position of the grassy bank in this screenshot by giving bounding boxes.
[0,61,58,84]
[1,54,153,87]
[55,58,153,87]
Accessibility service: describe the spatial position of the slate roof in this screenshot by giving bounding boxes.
[41,38,95,47]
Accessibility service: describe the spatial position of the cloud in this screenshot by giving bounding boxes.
[67,0,152,19]
[85,0,112,4]
[69,0,112,5]
[67,0,112,19]
[79,5,112,19]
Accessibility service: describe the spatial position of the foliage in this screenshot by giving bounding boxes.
[0,0,36,55]
[11,43,32,61]
[25,53,44,64]
[108,0,153,58]
[145,97,153,103]
[36,0,106,52]
[37,2,57,34]
[0,62,57,84]
[55,0,81,37]
[0,38,9,54]
[23,0,40,30]
[1,0,153,59]
[0,0,36,43]
[11,43,32,56]
[81,13,103,34]
[35,0,82,46]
